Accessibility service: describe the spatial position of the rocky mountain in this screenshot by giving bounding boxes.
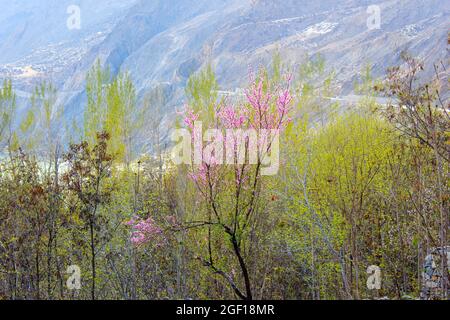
[1,0,448,119]
[0,0,137,63]
[0,0,137,93]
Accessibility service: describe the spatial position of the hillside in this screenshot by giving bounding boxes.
[0,0,448,117]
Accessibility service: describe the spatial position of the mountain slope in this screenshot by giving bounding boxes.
[70,0,449,101]
[0,0,137,64]
[1,0,448,120]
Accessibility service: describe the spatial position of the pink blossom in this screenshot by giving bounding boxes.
[180,68,294,189]
[126,216,163,246]
[218,105,247,129]
[244,73,293,130]
[189,163,218,188]
[183,106,199,130]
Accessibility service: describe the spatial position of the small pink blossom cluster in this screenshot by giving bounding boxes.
[245,73,293,130]
[235,164,251,186]
[217,105,247,129]
[181,70,294,185]
[125,216,163,246]
[188,162,220,189]
[182,106,199,130]
[181,72,293,134]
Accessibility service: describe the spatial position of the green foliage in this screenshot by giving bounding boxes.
[186,63,219,125]
[105,72,137,163]
[25,82,60,153]
[84,61,138,164]
[0,80,16,148]
[0,56,447,301]
[85,60,111,143]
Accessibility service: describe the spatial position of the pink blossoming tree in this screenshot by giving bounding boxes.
[179,70,293,300]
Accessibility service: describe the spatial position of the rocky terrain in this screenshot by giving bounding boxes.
[0,0,448,119]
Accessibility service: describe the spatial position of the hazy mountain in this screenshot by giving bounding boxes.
[0,0,448,119]
[0,0,137,64]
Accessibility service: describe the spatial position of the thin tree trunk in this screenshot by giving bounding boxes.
[90,221,96,300]
[231,235,252,300]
